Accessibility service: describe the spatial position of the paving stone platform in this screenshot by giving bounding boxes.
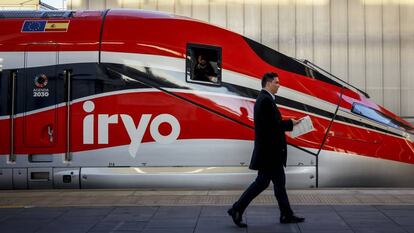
[0,189,413,233]
[0,189,413,208]
[0,205,414,233]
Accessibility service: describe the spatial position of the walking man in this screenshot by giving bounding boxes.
[228,72,305,228]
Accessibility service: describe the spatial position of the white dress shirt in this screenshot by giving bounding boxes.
[263,89,275,101]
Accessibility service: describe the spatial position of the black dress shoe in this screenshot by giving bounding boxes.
[227,208,248,228]
[280,215,305,224]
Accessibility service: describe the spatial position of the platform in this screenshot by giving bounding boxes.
[0,189,413,233]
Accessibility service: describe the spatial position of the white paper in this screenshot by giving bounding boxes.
[290,115,314,138]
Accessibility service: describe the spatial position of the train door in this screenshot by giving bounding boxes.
[12,44,61,188]
[23,45,58,149]
[0,61,13,189]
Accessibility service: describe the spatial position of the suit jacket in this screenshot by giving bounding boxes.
[249,90,293,170]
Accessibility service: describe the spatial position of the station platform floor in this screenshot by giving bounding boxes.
[0,189,413,233]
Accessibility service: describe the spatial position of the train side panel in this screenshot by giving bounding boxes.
[0,12,102,189]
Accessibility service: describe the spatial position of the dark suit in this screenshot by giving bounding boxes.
[194,62,216,82]
[233,90,294,217]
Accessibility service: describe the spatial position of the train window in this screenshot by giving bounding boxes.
[0,70,10,117]
[0,70,4,116]
[351,103,413,131]
[71,64,148,100]
[186,43,222,86]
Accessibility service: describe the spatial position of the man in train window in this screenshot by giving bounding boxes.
[228,72,305,228]
[193,54,217,83]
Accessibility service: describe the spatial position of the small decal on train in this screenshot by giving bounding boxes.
[22,20,70,32]
[33,74,50,97]
[34,74,48,88]
[33,88,49,97]
[82,101,181,158]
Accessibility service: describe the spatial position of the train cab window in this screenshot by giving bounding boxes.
[351,103,410,130]
[186,44,222,86]
[0,70,4,116]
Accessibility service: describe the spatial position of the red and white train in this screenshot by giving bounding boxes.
[0,9,413,189]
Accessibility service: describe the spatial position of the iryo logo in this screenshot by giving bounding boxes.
[82,101,181,158]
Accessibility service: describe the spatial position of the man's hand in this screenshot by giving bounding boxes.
[291,119,302,125]
[208,76,218,83]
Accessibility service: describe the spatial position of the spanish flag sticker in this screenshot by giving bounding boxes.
[45,20,70,32]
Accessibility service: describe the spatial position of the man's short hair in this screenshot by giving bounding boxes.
[261,72,278,88]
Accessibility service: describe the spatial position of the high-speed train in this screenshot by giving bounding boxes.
[0,9,413,189]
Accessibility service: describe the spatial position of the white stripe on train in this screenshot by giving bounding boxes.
[0,51,409,141]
